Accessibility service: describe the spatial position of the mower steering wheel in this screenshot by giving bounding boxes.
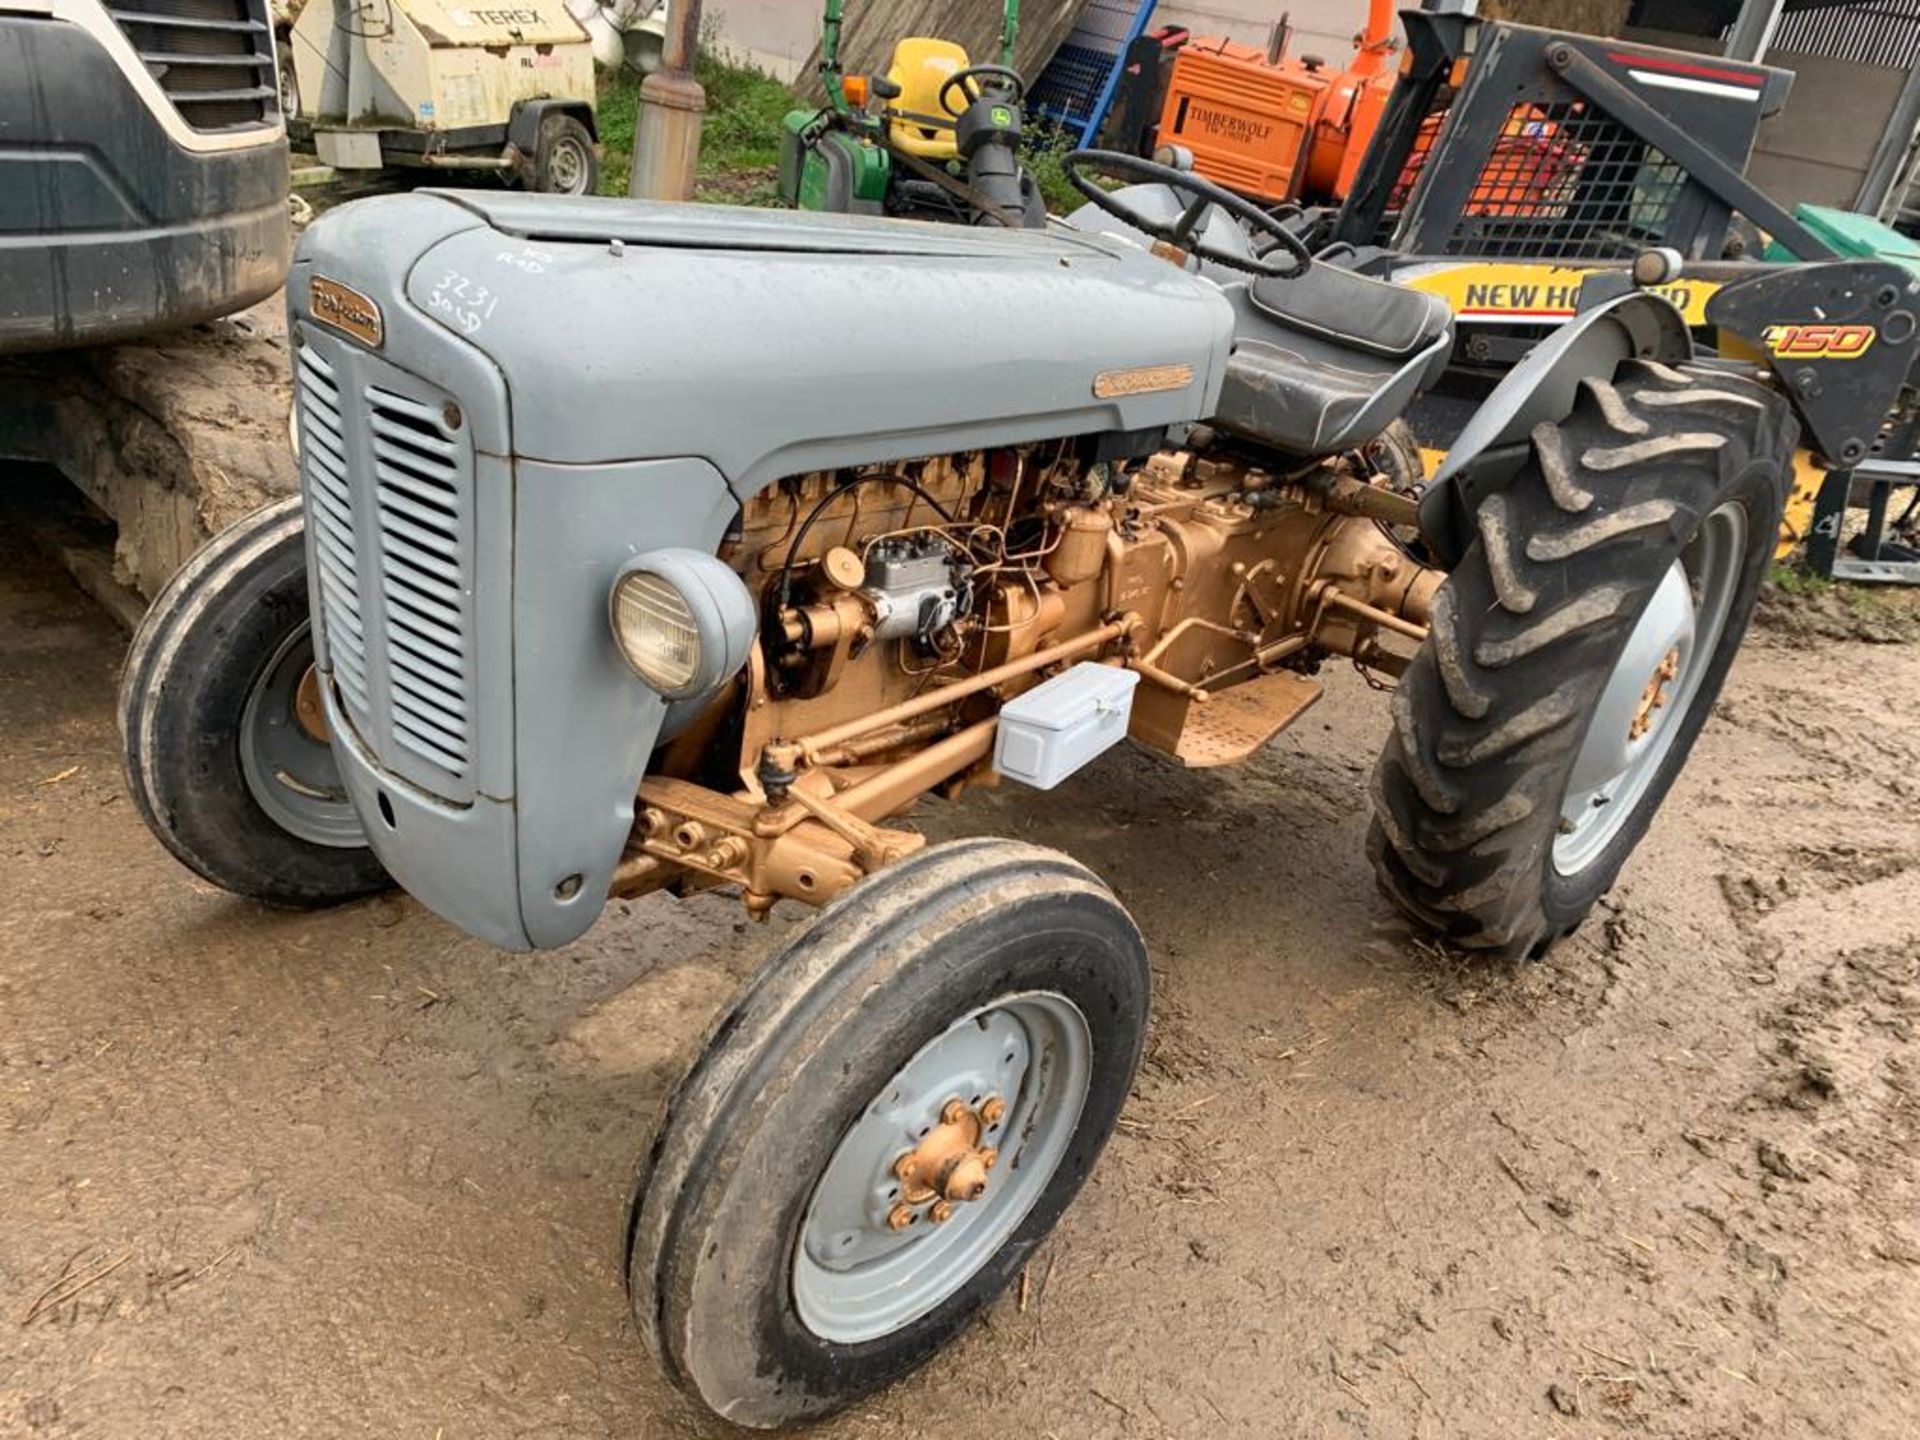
[1063,149,1313,280]
[939,64,1025,118]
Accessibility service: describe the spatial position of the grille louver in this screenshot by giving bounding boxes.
[296,346,372,720]
[107,0,276,131]
[367,387,475,776]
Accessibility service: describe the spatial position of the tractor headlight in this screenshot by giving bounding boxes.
[608,550,757,699]
[612,572,701,691]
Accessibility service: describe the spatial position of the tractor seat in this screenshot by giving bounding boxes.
[887,37,968,160]
[1210,265,1453,458]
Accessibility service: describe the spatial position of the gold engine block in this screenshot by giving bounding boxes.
[611,438,1441,916]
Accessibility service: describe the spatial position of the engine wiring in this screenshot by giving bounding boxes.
[765,445,1142,697]
[773,471,956,610]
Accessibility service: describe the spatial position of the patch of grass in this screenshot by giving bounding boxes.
[696,49,797,174]
[595,70,641,193]
[1768,560,1830,598]
[596,50,796,199]
[1024,128,1085,217]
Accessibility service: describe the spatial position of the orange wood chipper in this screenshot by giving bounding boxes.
[1151,0,1401,204]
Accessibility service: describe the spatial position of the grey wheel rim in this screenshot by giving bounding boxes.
[545,136,589,194]
[1554,500,1747,876]
[238,623,367,849]
[793,990,1092,1345]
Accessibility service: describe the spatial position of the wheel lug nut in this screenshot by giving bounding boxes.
[887,1204,916,1231]
[941,1099,969,1125]
[929,1200,955,1224]
[980,1147,998,1171]
[980,1096,1006,1126]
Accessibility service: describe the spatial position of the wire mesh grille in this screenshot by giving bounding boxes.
[1028,45,1114,128]
[1026,0,1153,142]
[1433,102,1692,260]
[1369,82,1457,244]
[1389,112,1444,214]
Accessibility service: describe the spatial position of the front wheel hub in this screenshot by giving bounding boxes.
[890,1096,1002,1224]
[292,663,332,744]
[792,992,1091,1344]
[238,624,365,847]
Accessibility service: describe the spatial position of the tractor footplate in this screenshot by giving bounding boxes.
[1172,670,1323,767]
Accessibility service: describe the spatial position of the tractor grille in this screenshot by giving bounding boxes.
[366,389,474,776]
[295,334,479,798]
[106,0,277,132]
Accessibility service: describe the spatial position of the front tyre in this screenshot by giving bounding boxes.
[625,839,1150,1429]
[119,497,388,907]
[1370,360,1795,959]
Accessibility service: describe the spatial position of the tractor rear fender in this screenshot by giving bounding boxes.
[1419,291,1691,568]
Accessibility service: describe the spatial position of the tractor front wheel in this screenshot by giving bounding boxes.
[119,498,387,906]
[1370,359,1794,960]
[625,839,1149,1428]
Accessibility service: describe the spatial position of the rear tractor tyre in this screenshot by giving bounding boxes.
[1370,359,1795,960]
[625,838,1150,1428]
[533,114,598,196]
[119,497,388,907]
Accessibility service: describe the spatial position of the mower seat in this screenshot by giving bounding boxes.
[1211,265,1453,458]
[887,37,968,160]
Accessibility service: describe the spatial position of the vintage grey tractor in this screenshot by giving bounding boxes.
[120,155,1920,1427]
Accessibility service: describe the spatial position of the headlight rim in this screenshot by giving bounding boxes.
[607,548,757,701]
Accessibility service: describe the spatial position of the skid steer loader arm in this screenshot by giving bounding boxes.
[1705,259,1920,469]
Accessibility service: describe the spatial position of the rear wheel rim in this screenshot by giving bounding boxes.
[546,136,589,194]
[278,52,299,120]
[792,990,1092,1344]
[238,624,367,849]
[1554,500,1746,876]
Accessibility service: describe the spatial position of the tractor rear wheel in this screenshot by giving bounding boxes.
[625,839,1149,1428]
[120,498,387,906]
[1370,360,1795,960]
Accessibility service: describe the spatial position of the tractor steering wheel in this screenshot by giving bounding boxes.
[939,64,1025,118]
[1063,150,1314,279]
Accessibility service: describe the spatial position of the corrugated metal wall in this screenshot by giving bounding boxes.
[795,0,1091,99]
[1152,1,1355,59]
[1742,3,1920,216]
[1768,0,1920,68]
[1152,0,1632,60]
[720,1,1639,91]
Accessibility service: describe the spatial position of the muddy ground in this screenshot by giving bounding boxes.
[3,486,1917,1439]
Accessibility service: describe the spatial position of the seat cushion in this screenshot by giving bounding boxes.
[1246,264,1451,361]
[1210,267,1454,458]
[1213,337,1407,457]
[887,37,968,160]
